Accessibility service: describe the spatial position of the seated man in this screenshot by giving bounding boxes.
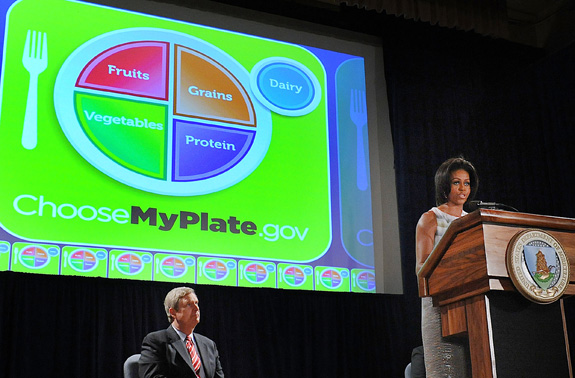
[139,286,225,378]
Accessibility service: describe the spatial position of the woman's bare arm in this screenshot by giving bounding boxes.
[415,211,437,274]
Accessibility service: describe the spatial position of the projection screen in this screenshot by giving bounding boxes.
[0,0,402,293]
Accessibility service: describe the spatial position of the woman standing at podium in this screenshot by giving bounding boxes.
[415,157,479,377]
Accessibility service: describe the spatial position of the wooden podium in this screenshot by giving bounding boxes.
[418,209,575,377]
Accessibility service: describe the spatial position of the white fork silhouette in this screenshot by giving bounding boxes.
[22,30,48,150]
[350,89,368,191]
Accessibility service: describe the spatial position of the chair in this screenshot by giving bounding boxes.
[404,362,412,378]
[408,345,425,377]
[123,353,141,378]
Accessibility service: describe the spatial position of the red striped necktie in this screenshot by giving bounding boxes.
[185,335,202,376]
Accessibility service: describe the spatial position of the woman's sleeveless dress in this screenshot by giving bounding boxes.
[421,207,471,377]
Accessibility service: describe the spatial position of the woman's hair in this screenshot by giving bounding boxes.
[164,286,196,323]
[434,157,479,206]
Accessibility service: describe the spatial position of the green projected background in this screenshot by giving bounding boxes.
[0,0,377,293]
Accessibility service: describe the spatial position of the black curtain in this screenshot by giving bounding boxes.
[0,271,411,378]
[384,18,543,333]
[383,11,575,370]
[2,6,575,378]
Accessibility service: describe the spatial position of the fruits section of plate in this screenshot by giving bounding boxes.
[54,28,272,196]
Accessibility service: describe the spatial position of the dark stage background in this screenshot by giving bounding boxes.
[2,3,575,378]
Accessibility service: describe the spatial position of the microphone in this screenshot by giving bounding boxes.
[467,200,519,212]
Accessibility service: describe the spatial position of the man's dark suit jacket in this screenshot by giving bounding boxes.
[139,325,225,378]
